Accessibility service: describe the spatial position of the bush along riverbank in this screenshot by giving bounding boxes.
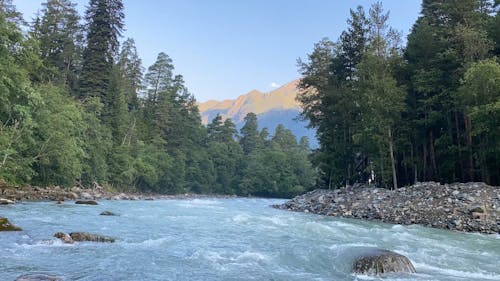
[274,182,500,234]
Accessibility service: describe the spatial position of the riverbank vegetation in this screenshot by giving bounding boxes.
[298,1,499,189]
[0,0,315,197]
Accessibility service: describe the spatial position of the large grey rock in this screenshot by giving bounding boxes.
[15,274,64,281]
[69,232,115,243]
[352,249,416,275]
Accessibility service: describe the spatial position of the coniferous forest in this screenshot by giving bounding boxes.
[298,1,499,189]
[0,0,498,199]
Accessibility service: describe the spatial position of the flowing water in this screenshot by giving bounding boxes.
[0,198,499,280]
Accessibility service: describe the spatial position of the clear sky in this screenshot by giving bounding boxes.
[14,0,422,102]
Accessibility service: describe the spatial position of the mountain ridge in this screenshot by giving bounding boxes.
[198,79,301,124]
[198,79,317,147]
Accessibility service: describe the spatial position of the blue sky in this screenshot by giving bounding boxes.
[14,0,421,102]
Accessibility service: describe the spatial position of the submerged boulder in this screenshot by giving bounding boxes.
[0,217,22,231]
[75,200,98,205]
[100,211,117,216]
[69,232,115,243]
[352,249,416,275]
[15,273,64,281]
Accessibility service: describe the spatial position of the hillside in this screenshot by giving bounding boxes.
[198,80,317,146]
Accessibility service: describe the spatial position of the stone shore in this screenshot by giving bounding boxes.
[273,182,500,234]
[0,182,234,203]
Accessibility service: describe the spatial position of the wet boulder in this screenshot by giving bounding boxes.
[15,273,64,281]
[0,217,22,231]
[53,232,74,244]
[75,200,98,205]
[352,249,416,275]
[69,232,115,243]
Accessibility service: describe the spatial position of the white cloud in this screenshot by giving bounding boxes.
[269,82,281,88]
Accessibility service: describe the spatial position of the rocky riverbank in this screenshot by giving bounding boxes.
[274,182,500,234]
[0,184,152,202]
[0,182,234,203]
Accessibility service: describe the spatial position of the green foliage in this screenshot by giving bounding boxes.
[238,116,317,197]
[458,58,500,183]
[31,84,85,186]
[31,0,82,94]
[0,11,40,183]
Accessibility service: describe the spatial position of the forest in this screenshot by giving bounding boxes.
[0,0,498,198]
[298,0,499,189]
[0,0,316,197]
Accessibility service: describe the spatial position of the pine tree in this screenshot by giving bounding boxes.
[297,6,370,188]
[79,0,124,103]
[118,38,143,110]
[240,113,262,155]
[31,0,82,94]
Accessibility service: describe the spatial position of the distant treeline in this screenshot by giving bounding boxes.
[297,1,499,189]
[0,0,316,197]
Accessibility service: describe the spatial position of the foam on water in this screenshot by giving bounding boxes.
[14,239,75,249]
[413,262,500,280]
[231,213,251,223]
[329,242,379,250]
[121,237,171,247]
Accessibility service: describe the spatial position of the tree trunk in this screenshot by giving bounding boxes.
[454,111,463,181]
[411,142,417,184]
[423,142,427,181]
[464,115,474,181]
[388,127,398,190]
[429,130,437,180]
[479,136,490,184]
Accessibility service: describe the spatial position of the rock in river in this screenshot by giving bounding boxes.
[352,249,416,276]
[100,210,117,216]
[53,232,74,244]
[69,232,115,243]
[0,217,22,231]
[75,200,98,205]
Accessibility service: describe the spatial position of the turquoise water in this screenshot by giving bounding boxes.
[1,198,499,280]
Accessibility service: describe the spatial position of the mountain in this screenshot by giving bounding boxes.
[198,80,317,147]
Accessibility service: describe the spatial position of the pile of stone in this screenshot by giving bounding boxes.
[274,182,500,234]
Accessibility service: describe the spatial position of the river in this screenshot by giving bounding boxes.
[1,198,499,280]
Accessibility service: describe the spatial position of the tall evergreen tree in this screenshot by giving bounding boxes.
[297,6,369,188]
[118,38,143,110]
[31,0,82,94]
[240,112,262,155]
[79,0,124,103]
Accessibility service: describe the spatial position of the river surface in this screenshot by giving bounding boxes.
[1,199,499,280]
